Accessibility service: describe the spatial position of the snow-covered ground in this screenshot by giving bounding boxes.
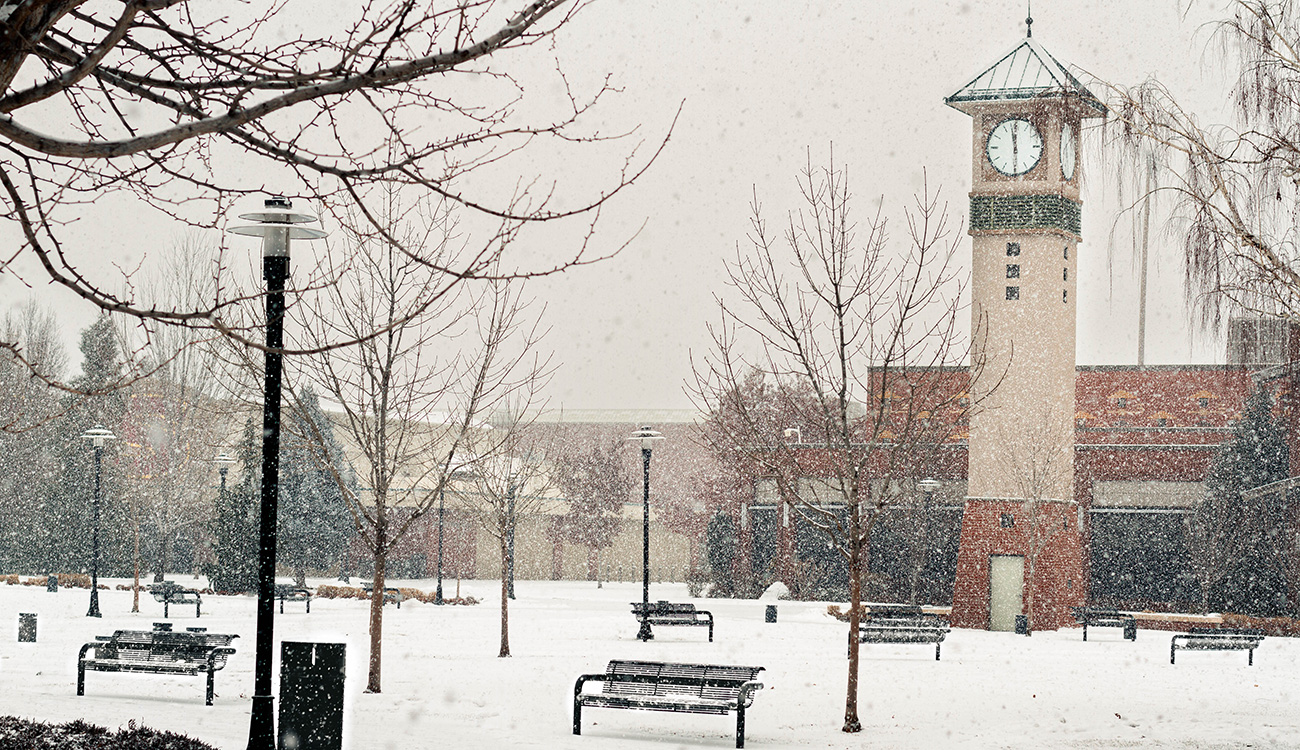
[1,578,1296,749]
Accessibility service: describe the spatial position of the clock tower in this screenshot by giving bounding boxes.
[944,22,1106,631]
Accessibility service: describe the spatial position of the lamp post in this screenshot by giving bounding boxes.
[436,481,447,605]
[627,426,663,641]
[215,452,236,495]
[80,425,115,618]
[229,196,325,750]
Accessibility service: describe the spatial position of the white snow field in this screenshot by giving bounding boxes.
[1,578,1297,749]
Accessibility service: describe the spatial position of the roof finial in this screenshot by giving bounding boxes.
[1026,2,1033,38]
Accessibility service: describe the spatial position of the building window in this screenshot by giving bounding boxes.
[1006,242,1021,257]
[1157,417,1169,427]
[1116,397,1128,409]
[1063,268,1068,281]
[1063,289,1068,303]
[1064,245,1069,260]
[1006,264,1020,279]
[1006,286,1019,300]
[1198,397,1209,409]
[1000,513,1015,528]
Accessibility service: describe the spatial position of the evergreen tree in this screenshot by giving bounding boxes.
[279,389,354,585]
[1201,388,1290,615]
[43,314,132,576]
[205,419,260,593]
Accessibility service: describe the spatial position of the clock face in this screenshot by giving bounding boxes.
[986,118,1043,176]
[1061,123,1077,180]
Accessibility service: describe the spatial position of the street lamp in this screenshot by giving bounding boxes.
[215,452,236,495]
[80,425,116,618]
[229,196,325,750]
[627,426,664,641]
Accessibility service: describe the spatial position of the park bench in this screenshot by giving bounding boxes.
[630,600,715,641]
[275,584,312,614]
[361,582,405,608]
[77,622,238,705]
[852,604,950,661]
[150,581,202,618]
[573,660,765,748]
[1170,627,1265,666]
[1070,606,1137,641]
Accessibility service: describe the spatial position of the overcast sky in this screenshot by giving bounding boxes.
[2,1,1239,412]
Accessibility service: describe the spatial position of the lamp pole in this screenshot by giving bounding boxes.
[80,425,115,618]
[230,196,325,750]
[436,482,446,605]
[627,426,663,641]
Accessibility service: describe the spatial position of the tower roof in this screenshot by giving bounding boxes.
[945,38,1106,117]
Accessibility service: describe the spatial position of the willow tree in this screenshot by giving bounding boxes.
[692,156,976,733]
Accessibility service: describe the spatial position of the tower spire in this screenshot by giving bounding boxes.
[1026,2,1033,38]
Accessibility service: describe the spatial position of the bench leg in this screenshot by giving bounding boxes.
[1082,623,1088,641]
[206,667,215,706]
[935,643,941,661]
[195,601,201,619]
[573,699,582,735]
[164,600,170,618]
[306,598,310,614]
[279,598,284,615]
[1170,643,1176,665]
[736,704,746,748]
[1249,648,1254,666]
[77,662,85,696]
[709,621,714,642]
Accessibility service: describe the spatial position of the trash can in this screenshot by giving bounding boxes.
[279,641,345,750]
[1014,614,1029,635]
[18,613,36,642]
[764,605,778,623]
[45,575,57,593]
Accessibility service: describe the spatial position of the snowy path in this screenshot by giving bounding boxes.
[1,579,1296,749]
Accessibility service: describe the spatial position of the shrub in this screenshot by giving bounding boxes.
[0,716,217,749]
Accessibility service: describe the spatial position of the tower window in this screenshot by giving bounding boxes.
[1006,264,1020,279]
[1063,289,1068,303]
[1116,397,1128,409]
[1006,242,1021,257]
[1000,513,1015,528]
[1063,268,1068,281]
[1198,397,1209,409]
[1006,286,1019,300]
[1064,245,1069,260]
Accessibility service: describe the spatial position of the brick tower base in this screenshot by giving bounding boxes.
[950,498,1086,631]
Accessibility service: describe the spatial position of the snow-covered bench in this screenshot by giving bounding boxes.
[573,660,765,748]
[853,604,950,661]
[361,582,405,608]
[149,581,202,618]
[1170,628,1264,665]
[275,584,312,613]
[77,623,237,705]
[1071,606,1136,641]
[630,601,714,641]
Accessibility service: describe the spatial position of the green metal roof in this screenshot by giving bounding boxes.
[946,38,1106,116]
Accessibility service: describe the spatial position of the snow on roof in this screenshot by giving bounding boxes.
[945,37,1106,117]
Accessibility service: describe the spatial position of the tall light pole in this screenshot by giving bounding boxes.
[80,425,115,618]
[627,426,663,641]
[436,480,447,605]
[230,196,325,750]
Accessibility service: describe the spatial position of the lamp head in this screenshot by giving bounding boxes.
[228,195,327,257]
[80,424,116,449]
[627,426,664,452]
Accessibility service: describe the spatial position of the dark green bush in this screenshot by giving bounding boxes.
[0,717,216,750]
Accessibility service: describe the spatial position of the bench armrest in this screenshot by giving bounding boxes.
[737,680,765,708]
[574,673,609,696]
[78,642,99,661]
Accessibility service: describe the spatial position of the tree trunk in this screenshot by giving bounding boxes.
[499,535,511,657]
[131,521,140,613]
[294,566,306,588]
[365,547,387,693]
[843,530,863,733]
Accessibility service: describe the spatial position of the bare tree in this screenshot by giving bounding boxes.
[0,1,669,383]
[1103,1,1300,326]
[464,417,559,657]
[292,194,547,692]
[551,437,632,586]
[691,155,974,733]
[996,412,1076,634]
